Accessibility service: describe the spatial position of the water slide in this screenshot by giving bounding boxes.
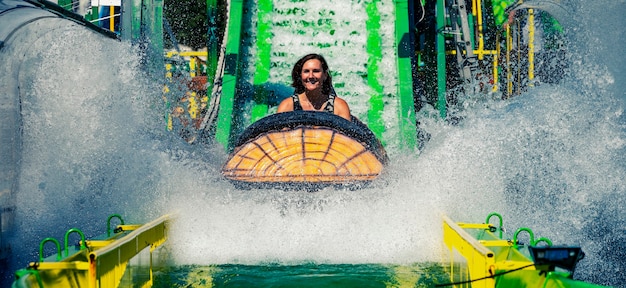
[6,1,615,287]
[200,0,573,152]
[200,0,418,152]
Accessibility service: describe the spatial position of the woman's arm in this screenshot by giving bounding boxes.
[276,97,294,113]
[334,97,351,121]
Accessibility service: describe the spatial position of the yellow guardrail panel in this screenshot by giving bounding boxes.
[13,214,170,288]
[89,214,169,288]
[443,215,496,288]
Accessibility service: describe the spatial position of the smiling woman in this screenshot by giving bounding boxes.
[277,53,352,121]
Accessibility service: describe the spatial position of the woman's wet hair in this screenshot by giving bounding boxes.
[291,53,333,95]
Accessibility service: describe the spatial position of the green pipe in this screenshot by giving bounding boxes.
[485,212,504,239]
[436,0,447,118]
[250,0,273,124]
[513,227,535,249]
[126,0,142,41]
[366,0,385,143]
[39,238,61,262]
[152,1,164,54]
[394,0,417,151]
[215,0,244,150]
[533,237,553,247]
[64,228,86,256]
[107,214,125,237]
[468,14,475,50]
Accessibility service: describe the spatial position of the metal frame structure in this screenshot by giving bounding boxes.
[12,215,170,288]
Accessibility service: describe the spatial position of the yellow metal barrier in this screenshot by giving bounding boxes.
[443,215,539,288]
[443,215,499,288]
[441,215,608,288]
[13,214,170,288]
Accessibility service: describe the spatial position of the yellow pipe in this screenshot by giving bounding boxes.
[447,49,498,56]
[493,31,500,92]
[189,57,197,77]
[472,0,477,17]
[165,51,209,58]
[506,24,512,97]
[476,0,485,60]
[109,6,114,32]
[528,9,535,85]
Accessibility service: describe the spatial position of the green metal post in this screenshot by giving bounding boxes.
[366,0,385,142]
[250,0,273,123]
[120,0,141,41]
[215,0,244,150]
[152,0,164,54]
[87,5,99,22]
[468,13,475,50]
[436,0,447,118]
[132,0,142,40]
[394,0,417,150]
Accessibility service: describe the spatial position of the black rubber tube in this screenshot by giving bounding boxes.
[234,111,389,165]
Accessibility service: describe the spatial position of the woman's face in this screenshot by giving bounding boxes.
[300,59,326,92]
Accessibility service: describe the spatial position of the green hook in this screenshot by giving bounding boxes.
[513,227,535,249]
[39,237,61,262]
[532,237,553,247]
[64,228,87,256]
[107,214,125,237]
[485,212,504,239]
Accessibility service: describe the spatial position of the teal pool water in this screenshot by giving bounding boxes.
[153,263,449,287]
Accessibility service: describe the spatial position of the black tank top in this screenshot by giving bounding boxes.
[292,93,335,113]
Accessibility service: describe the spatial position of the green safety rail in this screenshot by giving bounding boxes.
[365,0,385,143]
[436,0,448,119]
[249,0,273,123]
[214,0,244,149]
[394,0,418,150]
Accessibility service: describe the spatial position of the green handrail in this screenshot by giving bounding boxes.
[513,227,534,249]
[64,228,87,256]
[215,0,244,150]
[485,212,504,239]
[107,214,125,237]
[533,237,554,247]
[250,0,273,123]
[366,0,385,143]
[394,0,418,151]
[39,238,62,262]
[436,0,447,119]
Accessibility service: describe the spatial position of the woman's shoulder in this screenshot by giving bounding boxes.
[333,96,351,120]
[277,96,295,113]
[334,96,349,107]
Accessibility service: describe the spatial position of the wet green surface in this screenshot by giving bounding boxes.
[153,263,450,288]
